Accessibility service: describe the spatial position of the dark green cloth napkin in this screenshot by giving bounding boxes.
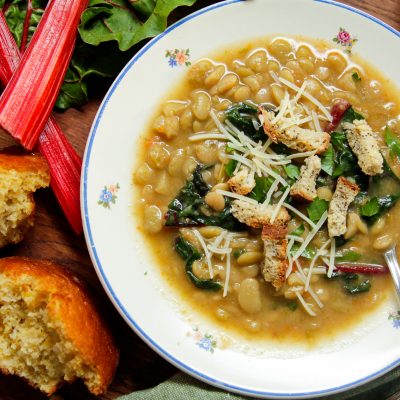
[120,369,400,399]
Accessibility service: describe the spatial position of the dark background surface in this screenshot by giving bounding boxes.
[0,0,399,399]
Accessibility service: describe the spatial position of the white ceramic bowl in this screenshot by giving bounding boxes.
[82,1,400,398]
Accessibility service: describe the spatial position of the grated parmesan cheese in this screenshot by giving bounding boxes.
[270,186,291,223]
[189,133,227,142]
[193,229,214,279]
[292,211,328,261]
[216,189,258,205]
[278,77,333,122]
[295,291,316,317]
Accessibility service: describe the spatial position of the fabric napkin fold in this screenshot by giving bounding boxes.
[119,368,400,400]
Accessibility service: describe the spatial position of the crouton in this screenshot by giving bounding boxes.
[290,155,321,201]
[0,257,119,395]
[228,166,255,195]
[0,149,50,248]
[259,109,330,155]
[343,119,383,175]
[231,199,290,228]
[328,177,359,237]
[261,226,288,290]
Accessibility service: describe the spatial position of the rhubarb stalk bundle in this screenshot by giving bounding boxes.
[0,10,84,234]
[0,0,89,150]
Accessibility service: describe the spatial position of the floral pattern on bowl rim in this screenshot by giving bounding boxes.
[188,327,217,353]
[332,27,358,52]
[98,183,120,208]
[389,310,400,329]
[165,48,191,67]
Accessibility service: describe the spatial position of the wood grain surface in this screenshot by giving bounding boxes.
[0,1,399,399]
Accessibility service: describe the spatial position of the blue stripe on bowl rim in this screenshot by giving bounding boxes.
[82,1,400,398]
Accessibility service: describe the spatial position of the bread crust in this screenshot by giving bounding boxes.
[290,155,321,202]
[231,200,290,228]
[328,177,360,237]
[259,109,330,155]
[0,257,119,395]
[0,150,50,176]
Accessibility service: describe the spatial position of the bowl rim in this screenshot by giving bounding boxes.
[81,0,400,398]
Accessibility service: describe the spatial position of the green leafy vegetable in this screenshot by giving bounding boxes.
[382,157,399,180]
[327,271,371,294]
[343,278,371,294]
[330,129,368,189]
[165,165,244,230]
[78,0,197,50]
[307,197,329,223]
[225,102,265,143]
[360,197,380,217]
[233,249,246,259]
[321,144,334,176]
[360,195,400,224]
[352,72,361,82]
[341,106,364,123]
[335,250,361,262]
[2,0,198,109]
[175,236,222,291]
[283,164,300,181]
[385,126,400,160]
[330,131,357,178]
[3,0,44,47]
[290,223,305,237]
[290,244,316,259]
[224,159,237,177]
[248,176,274,202]
[335,235,348,248]
[286,301,298,311]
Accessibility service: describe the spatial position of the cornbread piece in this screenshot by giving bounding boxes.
[343,119,383,175]
[328,177,360,237]
[260,109,330,155]
[228,167,256,195]
[231,199,290,228]
[261,225,288,290]
[0,257,119,395]
[290,155,321,201]
[0,150,50,248]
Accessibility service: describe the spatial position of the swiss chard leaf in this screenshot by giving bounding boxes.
[307,197,329,224]
[78,0,197,51]
[290,223,305,237]
[3,0,45,47]
[330,131,368,189]
[283,164,300,181]
[360,197,380,217]
[341,106,364,123]
[290,243,316,259]
[165,166,244,230]
[248,176,274,202]
[175,236,222,291]
[385,126,400,161]
[225,102,265,143]
[224,159,237,177]
[343,278,371,294]
[360,195,400,224]
[321,144,334,176]
[335,250,361,262]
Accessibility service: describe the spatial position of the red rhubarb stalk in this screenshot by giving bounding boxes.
[0,12,82,234]
[334,263,388,275]
[0,0,89,150]
[325,99,351,133]
[20,0,33,53]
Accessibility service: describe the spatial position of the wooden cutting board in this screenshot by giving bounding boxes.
[0,1,399,399]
